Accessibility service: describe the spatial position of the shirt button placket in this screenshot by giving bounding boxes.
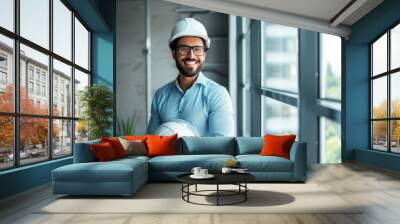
[178,96,185,119]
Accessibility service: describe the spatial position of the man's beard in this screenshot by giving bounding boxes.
[175,59,203,77]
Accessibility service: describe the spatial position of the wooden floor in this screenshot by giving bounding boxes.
[1,162,400,224]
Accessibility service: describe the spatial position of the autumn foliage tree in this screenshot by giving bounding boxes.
[372,99,400,143]
[0,84,59,153]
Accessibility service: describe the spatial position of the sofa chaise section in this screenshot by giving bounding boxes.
[52,142,149,196]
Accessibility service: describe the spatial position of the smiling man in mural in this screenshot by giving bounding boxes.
[147,18,234,137]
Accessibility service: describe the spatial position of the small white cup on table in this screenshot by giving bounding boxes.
[199,168,208,176]
[191,167,202,176]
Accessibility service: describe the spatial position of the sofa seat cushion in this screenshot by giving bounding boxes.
[53,158,147,183]
[149,154,235,172]
[236,155,293,172]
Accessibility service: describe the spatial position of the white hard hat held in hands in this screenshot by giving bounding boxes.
[169,18,210,49]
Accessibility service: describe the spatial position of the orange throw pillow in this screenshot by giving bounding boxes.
[101,137,127,158]
[146,134,178,157]
[91,142,118,161]
[260,134,296,159]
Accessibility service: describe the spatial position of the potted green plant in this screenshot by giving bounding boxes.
[79,84,113,140]
[117,111,138,136]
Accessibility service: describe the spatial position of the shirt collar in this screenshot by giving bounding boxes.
[174,72,208,92]
[195,72,208,86]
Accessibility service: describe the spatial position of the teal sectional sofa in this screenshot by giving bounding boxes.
[52,137,307,196]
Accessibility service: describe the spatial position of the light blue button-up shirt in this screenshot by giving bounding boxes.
[147,72,234,137]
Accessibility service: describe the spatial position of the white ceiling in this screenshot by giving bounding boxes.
[164,0,384,38]
[226,0,352,22]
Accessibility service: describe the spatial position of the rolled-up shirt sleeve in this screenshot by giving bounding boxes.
[208,88,234,137]
[147,92,162,134]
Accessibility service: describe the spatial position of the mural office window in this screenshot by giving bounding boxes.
[320,117,341,163]
[319,33,342,163]
[319,34,341,101]
[262,23,298,93]
[0,0,91,170]
[261,23,299,136]
[262,96,298,135]
[371,23,400,153]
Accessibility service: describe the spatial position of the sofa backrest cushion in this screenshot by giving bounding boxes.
[177,137,235,155]
[73,139,100,163]
[236,137,263,155]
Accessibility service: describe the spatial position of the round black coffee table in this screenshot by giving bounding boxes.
[177,173,255,206]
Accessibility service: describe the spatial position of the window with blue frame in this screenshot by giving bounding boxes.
[318,33,342,163]
[261,22,299,137]
[0,0,91,171]
[370,23,400,153]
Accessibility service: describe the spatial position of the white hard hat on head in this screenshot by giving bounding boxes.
[169,18,210,49]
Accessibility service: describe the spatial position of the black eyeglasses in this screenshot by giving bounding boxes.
[176,45,206,56]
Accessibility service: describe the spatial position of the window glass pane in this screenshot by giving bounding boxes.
[262,23,298,93]
[75,18,89,70]
[320,117,341,164]
[53,0,72,60]
[391,120,400,153]
[20,117,49,165]
[0,116,13,170]
[20,0,49,49]
[391,72,400,118]
[372,121,388,151]
[372,77,387,119]
[391,24,400,70]
[242,89,251,136]
[241,18,251,137]
[20,44,49,115]
[262,96,298,136]
[53,59,72,117]
[74,69,89,118]
[53,119,72,158]
[75,120,88,143]
[243,18,251,84]
[0,34,14,112]
[372,33,387,76]
[0,0,14,31]
[320,33,341,100]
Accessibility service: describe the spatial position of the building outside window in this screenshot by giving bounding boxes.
[28,67,34,80]
[28,81,34,94]
[41,85,46,97]
[35,83,40,95]
[0,55,7,67]
[41,73,46,83]
[0,55,7,89]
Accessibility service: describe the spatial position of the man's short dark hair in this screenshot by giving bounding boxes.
[169,37,208,51]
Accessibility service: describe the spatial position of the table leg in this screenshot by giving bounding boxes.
[217,184,219,206]
[195,184,198,192]
[187,184,190,202]
[245,183,247,201]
